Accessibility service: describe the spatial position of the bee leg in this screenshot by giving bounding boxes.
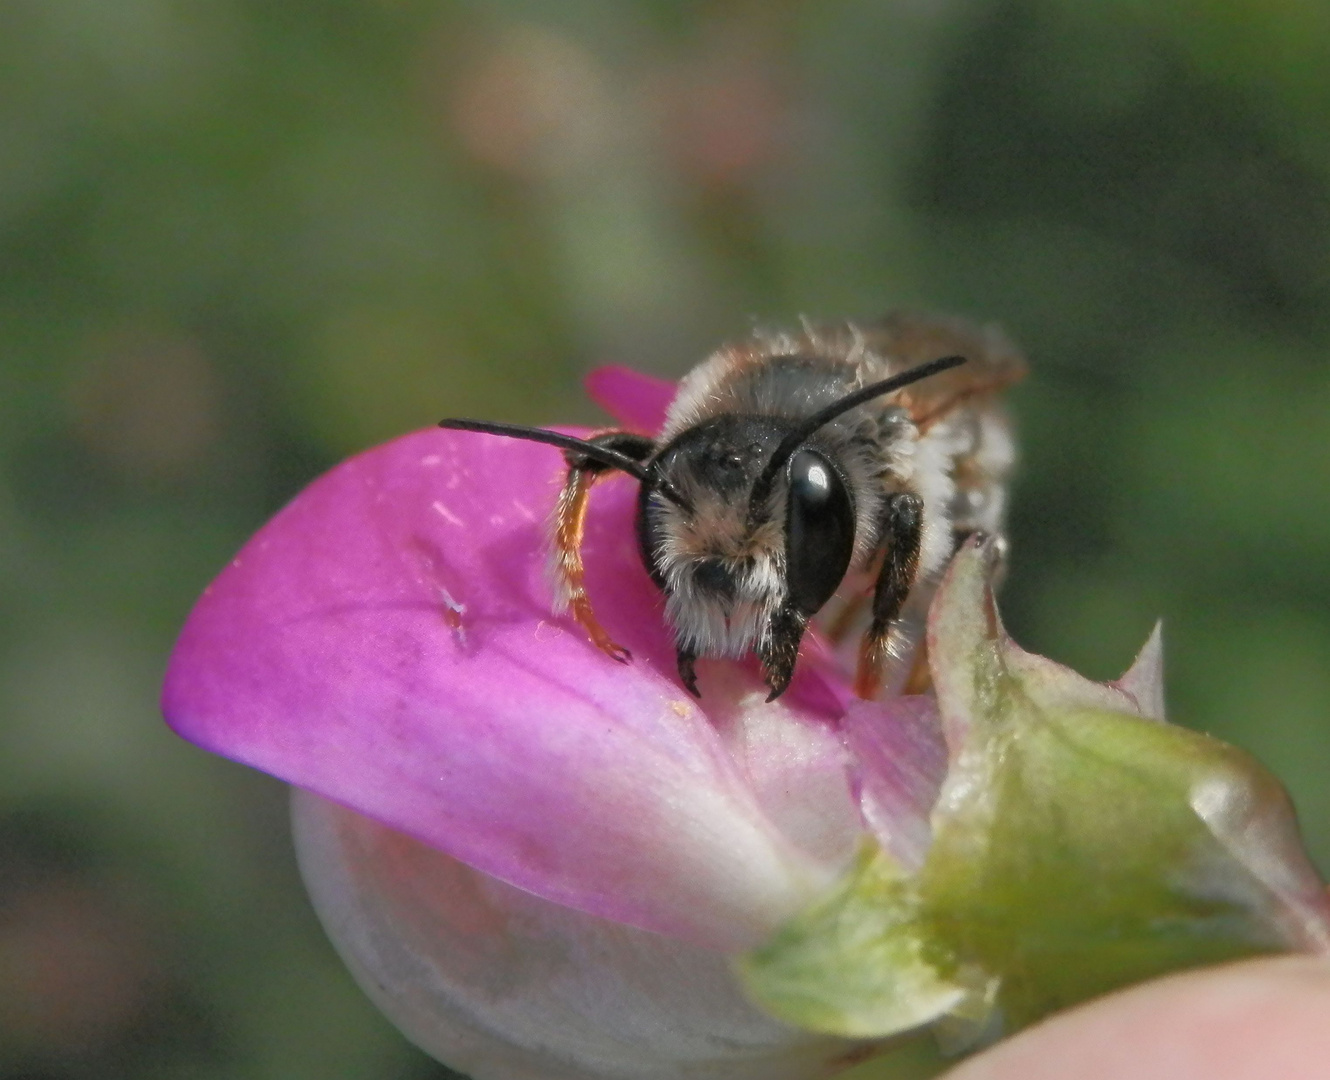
[887,528,975,696]
[551,431,656,664]
[676,645,701,698]
[854,491,924,700]
[900,638,933,695]
[758,602,810,702]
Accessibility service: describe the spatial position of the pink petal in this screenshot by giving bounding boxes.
[163,427,861,950]
[842,697,948,871]
[584,366,676,432]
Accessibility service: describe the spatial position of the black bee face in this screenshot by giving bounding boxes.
[637,415,860,663]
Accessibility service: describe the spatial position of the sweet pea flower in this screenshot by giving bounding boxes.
[163,367,1330,1080]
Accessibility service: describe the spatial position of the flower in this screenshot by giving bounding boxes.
[163,366,1330,1079]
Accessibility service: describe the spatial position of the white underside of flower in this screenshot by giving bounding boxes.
[292,790,868,1080]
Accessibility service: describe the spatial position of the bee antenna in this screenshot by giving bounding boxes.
[438,419,653,479]
[439,418,692,510]
[747,354,967,519]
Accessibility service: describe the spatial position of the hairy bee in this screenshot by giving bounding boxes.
[441,312,1024,701]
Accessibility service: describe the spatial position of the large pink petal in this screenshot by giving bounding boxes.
[163,427,860,950]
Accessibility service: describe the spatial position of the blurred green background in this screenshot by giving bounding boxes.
[3,1,1330,1077]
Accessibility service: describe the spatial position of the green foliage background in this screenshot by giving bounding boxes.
[2,1,1329,1077]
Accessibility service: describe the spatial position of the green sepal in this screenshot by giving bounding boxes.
[739,538,1330,1045]
[737,844,967,1039]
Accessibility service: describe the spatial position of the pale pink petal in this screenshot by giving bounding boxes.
[697,664,862,871]
[293,791,863,1080]
[1112,621,1167,722]
[842,697,948,871]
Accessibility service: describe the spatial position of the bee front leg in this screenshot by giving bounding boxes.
[758,602,810,702]
[676,645,700,698]
[551,431,656,664]
[854,491,923,700]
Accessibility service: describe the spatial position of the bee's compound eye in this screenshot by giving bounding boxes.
[784,449,855,615]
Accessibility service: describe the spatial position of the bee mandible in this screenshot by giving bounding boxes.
[441,312,1025,701]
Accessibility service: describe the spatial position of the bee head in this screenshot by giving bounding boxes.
[637,353,967,663]
[639,415,862,658]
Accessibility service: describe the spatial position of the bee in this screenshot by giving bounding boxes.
[441,312,1024,701]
